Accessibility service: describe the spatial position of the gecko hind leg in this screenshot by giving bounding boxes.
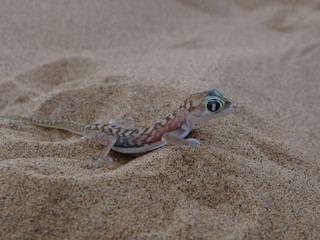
[108,117,136,130]
[92,133,116,169]
[162,128,201,148]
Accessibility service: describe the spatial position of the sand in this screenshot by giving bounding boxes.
[0,0,319,239]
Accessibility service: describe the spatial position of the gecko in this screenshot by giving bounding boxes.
[1,89,234,167]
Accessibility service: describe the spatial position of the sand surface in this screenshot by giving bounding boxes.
[0,0,319,239]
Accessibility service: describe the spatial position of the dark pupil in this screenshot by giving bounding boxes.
[208,101,219,112]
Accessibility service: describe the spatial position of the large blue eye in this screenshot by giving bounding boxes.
[206,100,223,112]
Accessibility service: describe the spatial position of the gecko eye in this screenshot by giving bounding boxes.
[206,100,223,112]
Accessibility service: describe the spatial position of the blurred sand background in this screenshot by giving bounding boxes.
[0,0,319,239]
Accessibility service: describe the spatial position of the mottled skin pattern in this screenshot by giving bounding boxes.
[1,89,234,167]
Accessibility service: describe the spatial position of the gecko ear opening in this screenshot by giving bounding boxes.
[204,89,223,97]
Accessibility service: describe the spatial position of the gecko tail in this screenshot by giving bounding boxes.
[0,115,90,134]
[1,115,34,121]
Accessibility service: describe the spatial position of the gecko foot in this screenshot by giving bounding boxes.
[184,138,201,147]
[91,156,115,169]
[91,156,102,169]
[105,156,116,169]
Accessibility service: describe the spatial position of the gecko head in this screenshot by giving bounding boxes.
[186,89,234,123]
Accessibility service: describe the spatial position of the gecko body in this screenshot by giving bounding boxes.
[1,89,234,166]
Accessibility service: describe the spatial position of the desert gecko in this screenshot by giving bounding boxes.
[1,89,234,167]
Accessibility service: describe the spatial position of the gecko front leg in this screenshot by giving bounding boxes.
[161,125,201,148]
[92,132,116,168]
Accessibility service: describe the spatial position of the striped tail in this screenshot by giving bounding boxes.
[0,115,89,133]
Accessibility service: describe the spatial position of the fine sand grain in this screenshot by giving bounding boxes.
[0,0,319,239]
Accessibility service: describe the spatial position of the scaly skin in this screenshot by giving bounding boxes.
[1,89,234,166]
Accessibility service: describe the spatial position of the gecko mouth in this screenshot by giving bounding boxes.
[223,106,234,115]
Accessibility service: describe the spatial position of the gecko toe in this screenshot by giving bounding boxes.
[185,138,201,147]
[91,157,101,169]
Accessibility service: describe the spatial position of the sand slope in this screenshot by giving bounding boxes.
[0,0,319,239]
